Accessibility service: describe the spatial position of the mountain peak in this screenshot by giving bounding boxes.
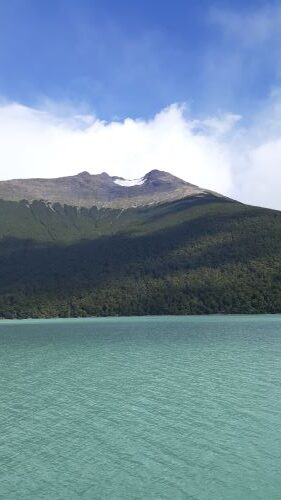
[76,171,91,177]
[144,169,188,184]
[144,169,162,178]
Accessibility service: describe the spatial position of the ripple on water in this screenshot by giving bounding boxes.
[0,315,281,499]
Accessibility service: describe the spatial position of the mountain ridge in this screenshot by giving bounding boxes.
[0,169,224,209]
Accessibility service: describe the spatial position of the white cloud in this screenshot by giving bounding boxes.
[0,98,281,210]
[0,101,233,195]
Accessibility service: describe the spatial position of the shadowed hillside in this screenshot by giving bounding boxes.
[0,192,280,318]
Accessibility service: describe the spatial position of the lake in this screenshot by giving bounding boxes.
[0,315,281,499]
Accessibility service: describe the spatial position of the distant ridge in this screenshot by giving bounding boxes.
[0,169,223,208]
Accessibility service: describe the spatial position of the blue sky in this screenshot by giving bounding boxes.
[0,0,281,209]
[0,0,279,119]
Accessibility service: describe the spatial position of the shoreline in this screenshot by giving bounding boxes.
[0,313,281,322]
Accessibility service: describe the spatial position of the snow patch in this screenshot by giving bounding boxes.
[113,177,145,187]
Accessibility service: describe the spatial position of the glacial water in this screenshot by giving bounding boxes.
[0,315,281,499]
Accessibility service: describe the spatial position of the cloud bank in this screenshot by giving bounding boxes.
[0,98,280,210]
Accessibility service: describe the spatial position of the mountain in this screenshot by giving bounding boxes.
[0,169,280,318]
[0,169,221,208]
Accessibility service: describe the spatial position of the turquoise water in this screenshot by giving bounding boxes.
[0,315,281,499]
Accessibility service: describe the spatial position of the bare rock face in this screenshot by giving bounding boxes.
[0,169,222,208]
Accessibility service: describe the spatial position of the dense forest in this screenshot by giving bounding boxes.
[0,195,280,318]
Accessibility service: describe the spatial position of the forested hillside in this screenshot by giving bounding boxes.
[0,195,280,318]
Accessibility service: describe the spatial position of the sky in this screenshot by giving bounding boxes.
[0,0,281,209]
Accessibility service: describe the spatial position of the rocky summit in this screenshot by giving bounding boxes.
[0,169,221,208]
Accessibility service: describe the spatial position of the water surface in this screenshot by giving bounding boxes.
[0,315,281,499]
